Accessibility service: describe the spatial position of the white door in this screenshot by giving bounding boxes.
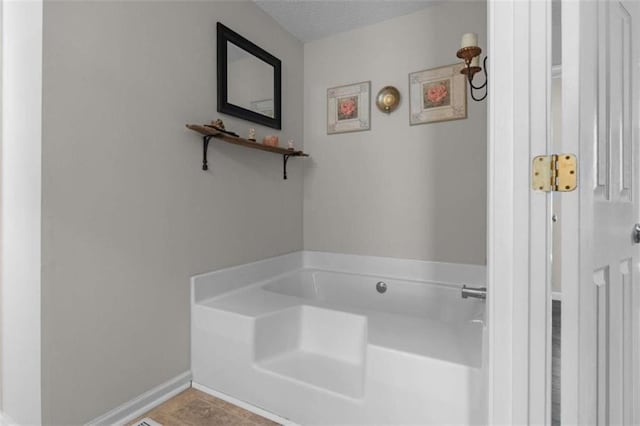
[561,0,640,424]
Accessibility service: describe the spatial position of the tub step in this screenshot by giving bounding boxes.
[253,305,367,398]
[256,350,364,398]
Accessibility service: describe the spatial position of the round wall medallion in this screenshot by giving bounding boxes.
[376,86,401,113]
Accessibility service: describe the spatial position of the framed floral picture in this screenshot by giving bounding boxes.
[409,64,467,125]
[327,81,371,135]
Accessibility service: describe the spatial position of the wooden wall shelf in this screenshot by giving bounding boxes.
[186,124,309,180]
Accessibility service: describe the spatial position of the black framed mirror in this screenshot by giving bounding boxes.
[217,22,282,129]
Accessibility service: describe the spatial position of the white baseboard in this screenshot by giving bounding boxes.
[87,371,192,426]
[192,382,297,426]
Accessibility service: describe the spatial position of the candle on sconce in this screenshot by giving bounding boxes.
[455,32,488,102]
[460,32,478,48]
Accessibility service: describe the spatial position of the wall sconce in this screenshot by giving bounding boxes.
[456,33,488,102]
[375,86,400,114]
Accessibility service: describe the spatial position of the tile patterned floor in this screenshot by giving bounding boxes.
[128,388,279,426]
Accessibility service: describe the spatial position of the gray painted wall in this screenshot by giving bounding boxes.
[303,2,487,265]
[38,2,486,423]
[41,2,303,423]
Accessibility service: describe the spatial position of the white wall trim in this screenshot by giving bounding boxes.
[192,382,296,426]
[0,0,4,413]
[488,0,553,423]
[1,0,43,423]
[487,1,515,422]
[86,371,192,426]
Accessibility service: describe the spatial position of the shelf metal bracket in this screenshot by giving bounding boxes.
[202,135,213,171]
[201,133,296,180]
[283,154,291,180]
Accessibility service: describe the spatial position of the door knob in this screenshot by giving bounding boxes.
[634,224,640,244]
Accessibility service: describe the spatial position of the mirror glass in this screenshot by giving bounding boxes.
[226,42,275,118]
[217,22,281,129]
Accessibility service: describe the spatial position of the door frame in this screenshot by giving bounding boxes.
[558,1,595,423]
[489,1,640,424]
[487,0,553,423]
[0,0,44,424]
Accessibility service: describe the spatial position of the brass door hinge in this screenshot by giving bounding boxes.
[532,154,577,192]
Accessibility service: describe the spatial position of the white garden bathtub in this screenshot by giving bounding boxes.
[191,251,487,425]
[263,269,484,324]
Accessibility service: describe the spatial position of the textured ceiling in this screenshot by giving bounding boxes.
[254,0,441,43]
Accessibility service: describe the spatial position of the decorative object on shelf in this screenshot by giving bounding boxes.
[186,124,308,179]
[409,64,467,125]
[456,32,488,102]
[204,119,239,137]
[375,86,401,114]
[262,135,279,147]
[287,140,295,151]
[327,81,371,135]
[248,128,256,142]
